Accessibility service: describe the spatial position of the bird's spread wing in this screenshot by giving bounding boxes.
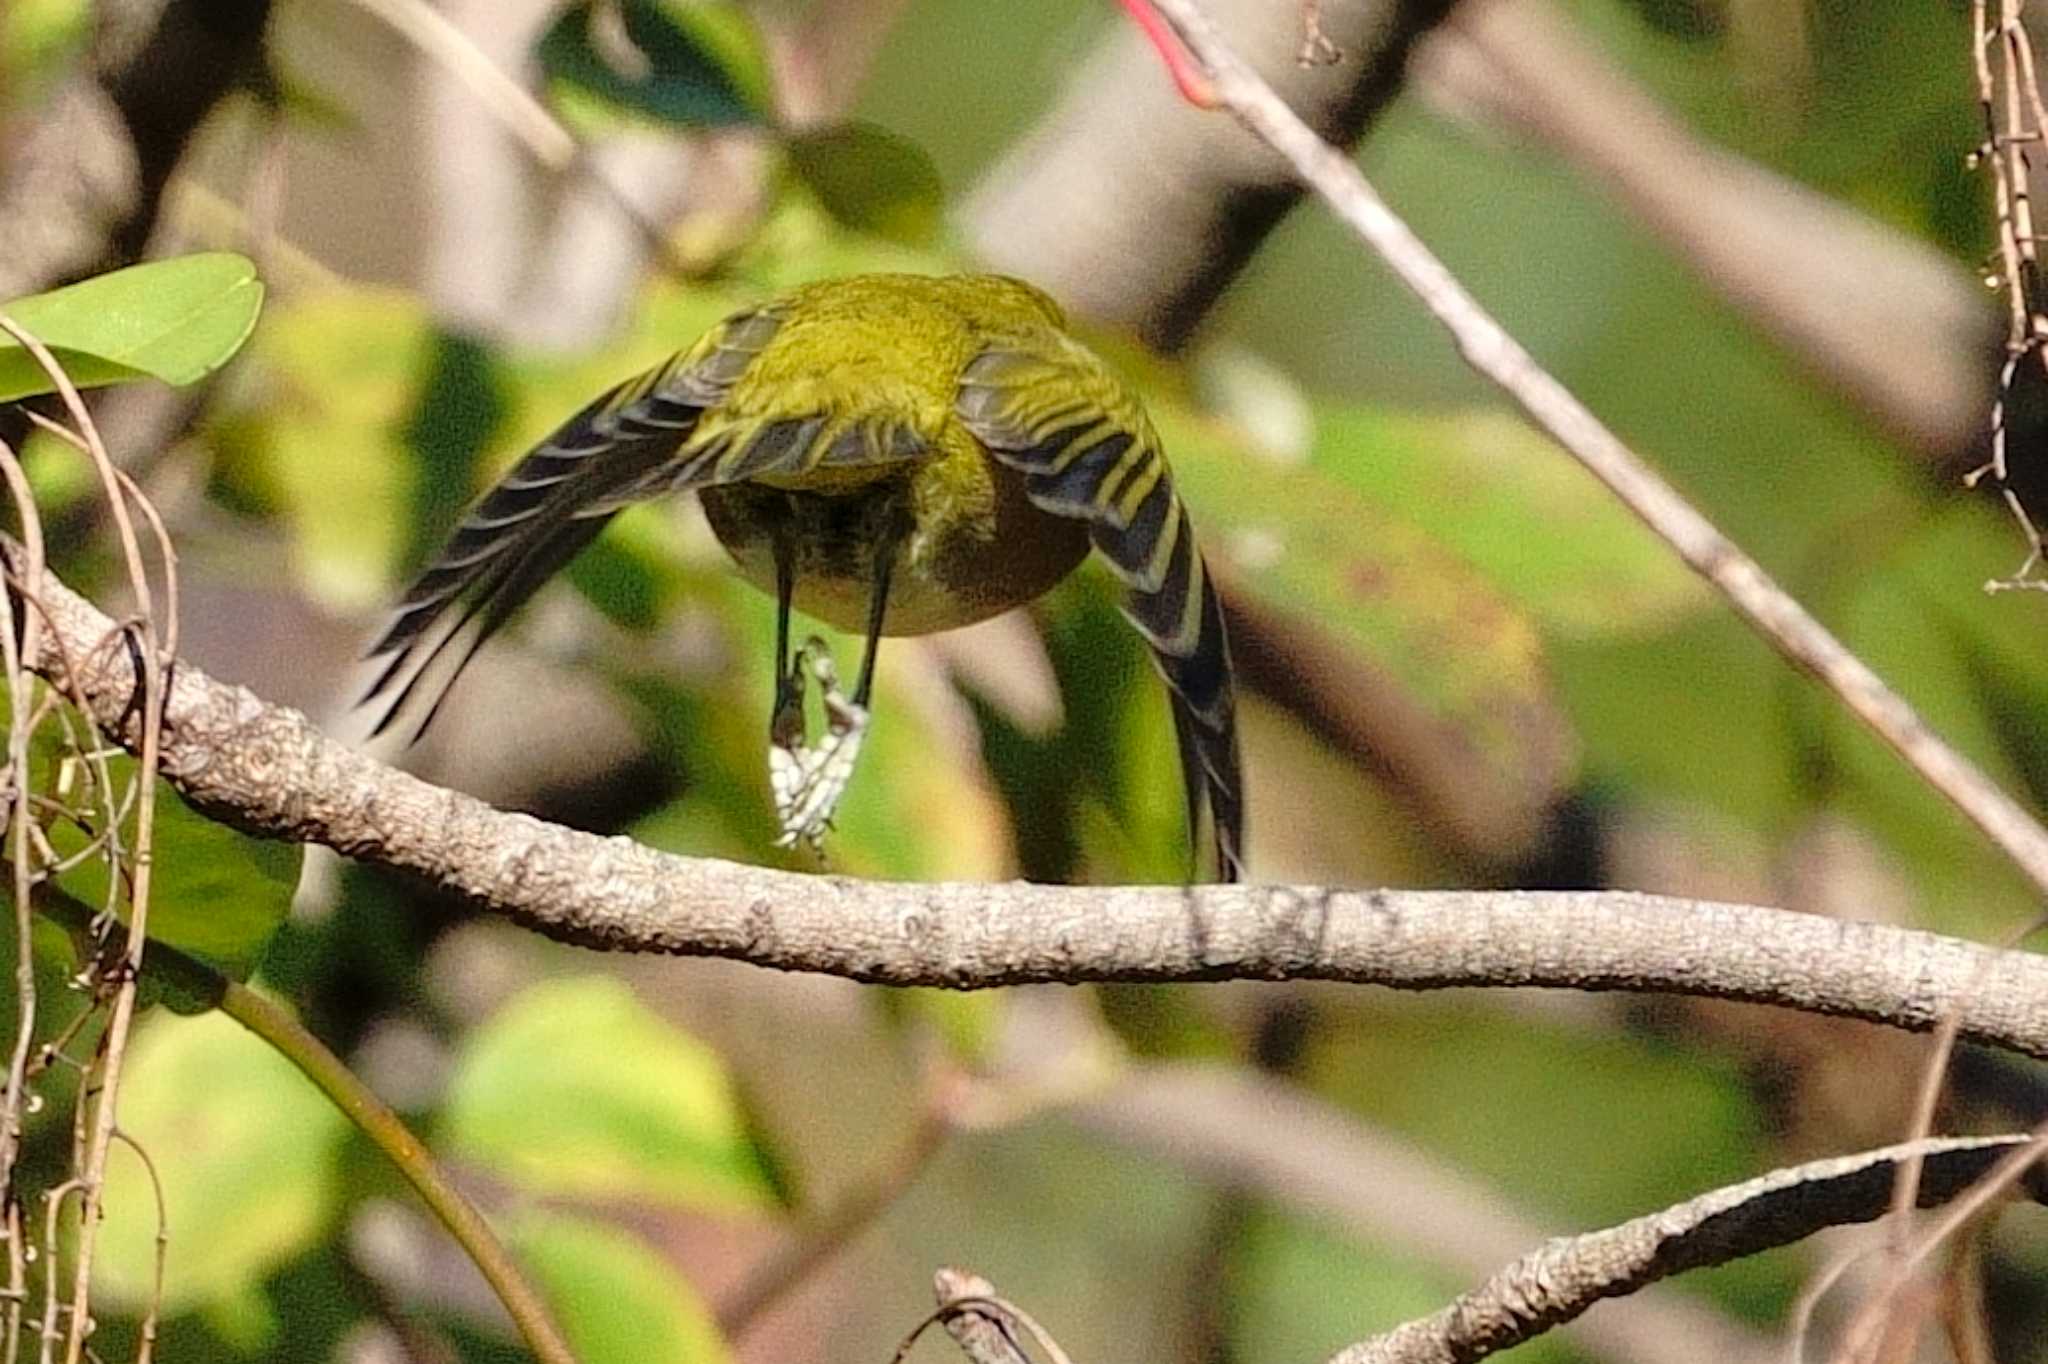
[362,304,927,738]
[956,338,1245,882]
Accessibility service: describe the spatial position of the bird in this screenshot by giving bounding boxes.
[361,272,1244,881]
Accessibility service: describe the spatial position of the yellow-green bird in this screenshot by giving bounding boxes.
[363,273,1244,881]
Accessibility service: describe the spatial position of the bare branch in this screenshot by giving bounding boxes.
[1336,1135,2046,1364]
[1143,0,2048,902]
[1076,1067,1776,1364]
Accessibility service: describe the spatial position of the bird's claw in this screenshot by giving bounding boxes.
[770,637,869,852]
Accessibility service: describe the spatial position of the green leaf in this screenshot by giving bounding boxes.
[1152,400,1582,851]
[95,1008,350,1315]
[537,0,765,132]
[52,778,303,989]
[508,1210,732,1364]
[1312,405,1708,639]
[2,680,299,982]
[440,976,779,1211]
[787,122,945,248]
[0,253,263,402]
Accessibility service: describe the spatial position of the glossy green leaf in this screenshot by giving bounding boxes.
[787,122,945,248]
[537,0,764,132]
[509,1211,732,1364]
[94,1008,349,1314]
[440,975,778,1211]
[0,253,263,401]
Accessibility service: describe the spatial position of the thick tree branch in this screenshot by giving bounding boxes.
[13,539,2048,1060]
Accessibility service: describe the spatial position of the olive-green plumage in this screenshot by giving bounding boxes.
[364,273,1244,881]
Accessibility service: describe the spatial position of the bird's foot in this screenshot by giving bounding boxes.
[769,636,869,852]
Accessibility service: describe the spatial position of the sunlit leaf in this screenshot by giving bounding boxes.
[787,122,944,248]
[95,1008,349,1315]
[0,253,263,401]
[508,1210,732,1364]
[1313,405,1708,638]
[440,975,778,1211]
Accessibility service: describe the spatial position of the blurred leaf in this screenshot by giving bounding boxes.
[440,975,778,1211]
[508,1210,731,1364]
[537,0,765,133]
[1302,995,1799,1320]
[401,330,509,569]
[1313,405,1708,638]
[0,253,263,401]
[880,989,1005,1063]
[1227,1209,1564,1364]
[229,288,433,609]
[787,122,944,248]
[1192,342,1315,463]
[2,0,88,104]
[1809,500,2043,932]
[1552,611,1801,832]
[1155,402,1582,840]
[268,68,362,132]
[96,1008,349,1316]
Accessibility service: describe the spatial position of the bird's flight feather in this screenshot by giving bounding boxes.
[361,303,931,737]
[956,337,1245,882]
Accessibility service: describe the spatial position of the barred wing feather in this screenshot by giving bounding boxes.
[362,305,930,739]
[956,341,1245,882]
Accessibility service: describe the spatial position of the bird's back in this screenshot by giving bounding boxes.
[702,273,1069,451]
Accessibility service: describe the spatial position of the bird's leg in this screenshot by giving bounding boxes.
[771,524,899,851]
[769,532,802,751]
[767,531,820,837]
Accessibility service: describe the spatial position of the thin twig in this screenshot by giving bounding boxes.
[0,434,45,1361]
[1338,1135,2044,1364]
[0,316,169,1364]
[1142,0,2048,902]
[104,1131,166,1364]
[219,982,577,1364]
